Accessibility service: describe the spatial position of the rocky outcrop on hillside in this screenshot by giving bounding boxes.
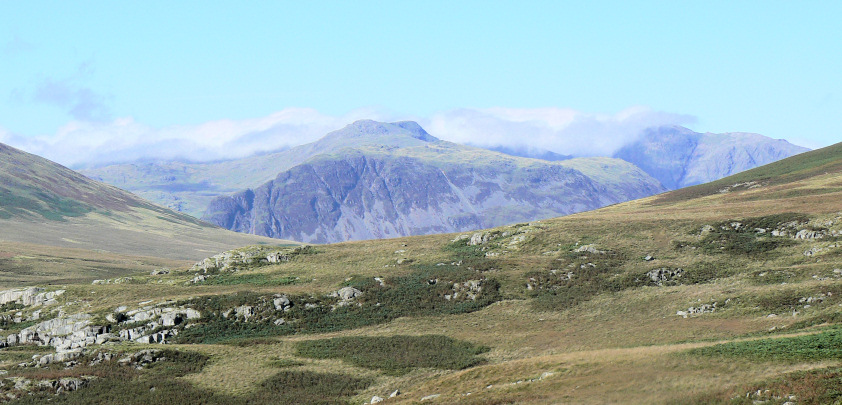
[204,148,663,243]
[614,126,809,189]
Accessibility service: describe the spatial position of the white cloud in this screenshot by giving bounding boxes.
[3,108,381,168]
[1,106,696,168]
[422,106,696,156]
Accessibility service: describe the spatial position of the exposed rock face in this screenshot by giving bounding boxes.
[204,122,664,243]
[614,126,809,190]
[0,287,64,307]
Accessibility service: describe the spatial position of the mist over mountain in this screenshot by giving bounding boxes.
[613,126,810,190]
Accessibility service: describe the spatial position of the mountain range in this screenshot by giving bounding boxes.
[202,121,663,243]
[80,120,807,243]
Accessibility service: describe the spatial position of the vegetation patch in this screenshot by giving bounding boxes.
[175,266,502,344]
[266,358,305,368]
[687,213,808,256]
[296,335,490,375]
[9,349,367,405]
[687,327,842,362]
[0,188,93,221]
[200,273,298,286]
[249,370,370,405]
[684,366,842,405]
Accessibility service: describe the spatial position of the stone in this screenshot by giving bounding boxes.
[273,295,292,311]
[794,229,825,240]
[234,305,255,322]
[336,287,362,301]
[574,244,604,254]
[371,396,384,404]
[468,232,492,246]
[646,268,683,284]
[643,255,654,261]
[390,389,400,397]
[421,394,441,401]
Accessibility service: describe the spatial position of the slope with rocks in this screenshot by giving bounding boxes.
[613,125,809,189]
[203,121,664,243]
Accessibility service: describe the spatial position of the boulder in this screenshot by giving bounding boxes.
[273,295,292,311]
[336,287,362,301]
[574,244,605,254]
[468,232,491,246]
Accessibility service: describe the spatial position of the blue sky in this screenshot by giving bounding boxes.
[1,1,839,165]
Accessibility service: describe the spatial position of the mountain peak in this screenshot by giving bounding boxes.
[315,120,439,151]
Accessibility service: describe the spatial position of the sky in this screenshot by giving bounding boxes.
[1,1,840,167]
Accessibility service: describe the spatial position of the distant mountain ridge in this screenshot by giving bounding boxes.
[613,126,809,190]
[202,120,665,243]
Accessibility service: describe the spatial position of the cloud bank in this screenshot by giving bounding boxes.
[0,107,695,168]
[422,107,696,157]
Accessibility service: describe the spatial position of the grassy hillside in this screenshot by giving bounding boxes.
[0,142,294,261]
[1,142,842,404]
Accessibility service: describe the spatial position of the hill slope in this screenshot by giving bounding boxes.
[613,125,809,189]
[0,142,290,260]
[203,120,665,243]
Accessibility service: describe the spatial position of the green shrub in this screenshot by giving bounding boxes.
[296,335,489,375]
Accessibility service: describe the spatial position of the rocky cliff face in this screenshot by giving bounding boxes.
[613,126,809,190]
[203,123,664,243]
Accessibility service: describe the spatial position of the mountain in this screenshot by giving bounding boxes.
[203,120,664,243]
[79,121,443,218]
[613,125,809,189]
[0,142,289,260]
[83,123,808,220]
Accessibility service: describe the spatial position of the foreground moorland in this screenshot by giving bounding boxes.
[0,143,840,404]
